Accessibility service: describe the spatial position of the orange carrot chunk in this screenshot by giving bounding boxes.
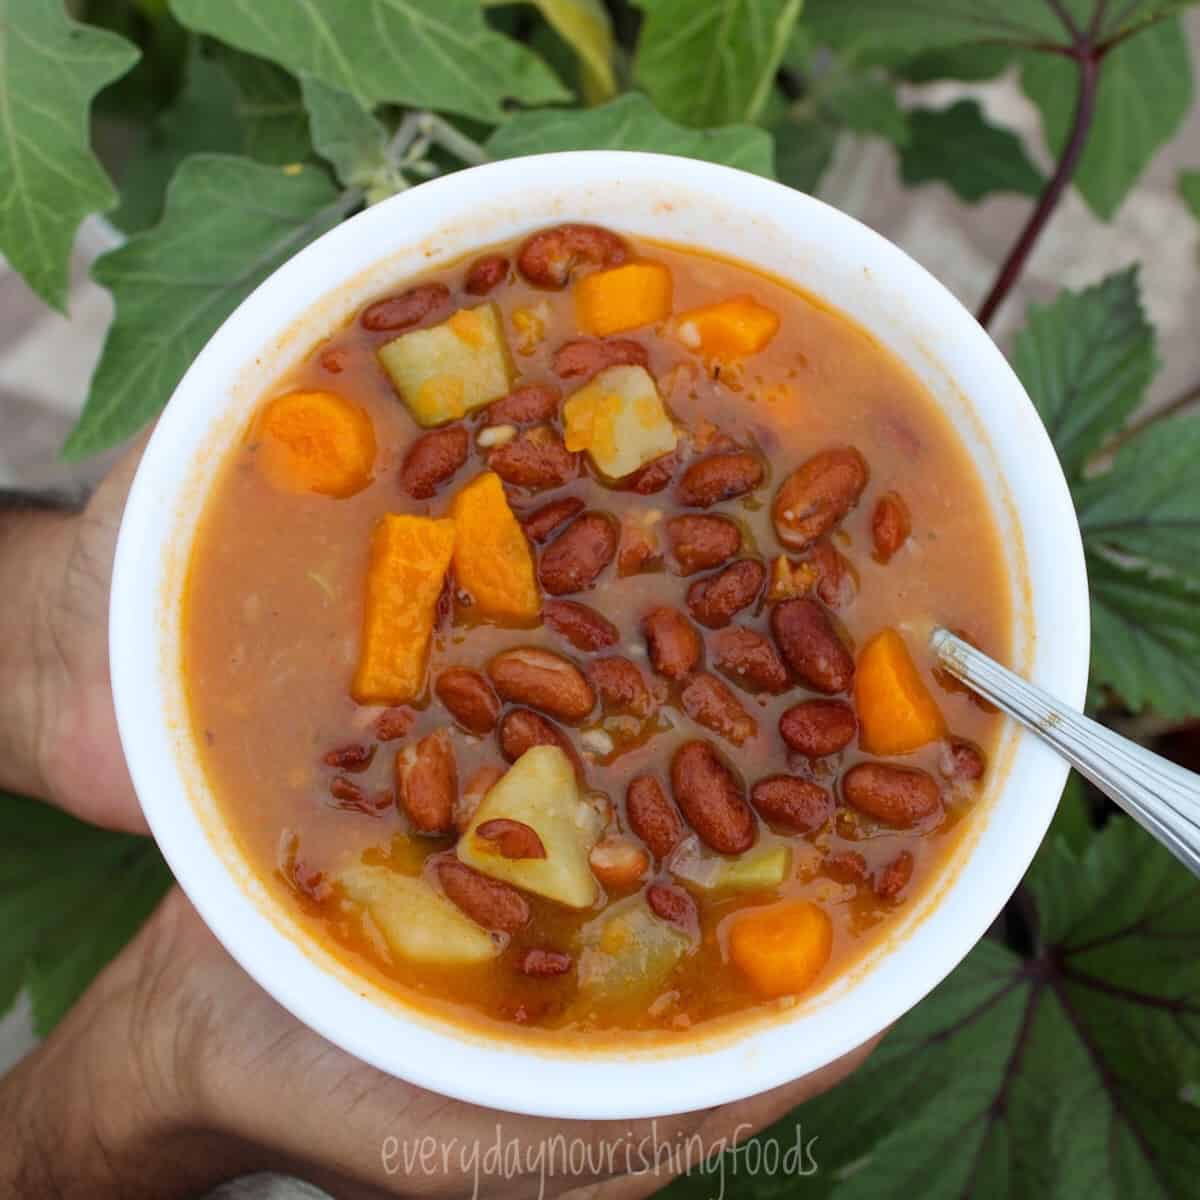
[575,261,673,336]
[352,515,456,705]
[728,900,832,997]
[450,473,540,622]
[676,296,779,360]
[256,390,376,497]
[855,627,947,755]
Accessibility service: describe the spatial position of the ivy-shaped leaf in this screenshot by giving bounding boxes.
[300,77,401,203]
[486,91,777,178]
[169,0,568,123]
[0,792,172,1034]
[633,0,803,126]
[663,816,1200,1198]
[1012,267,1158,479]
[900,99,1043,203]
[1179,167,1200,218]
[0,0,140,309]
[1021,17,1193,220]
[64,155,346,459]
[220,48,312,166]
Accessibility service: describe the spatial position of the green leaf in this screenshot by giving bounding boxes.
[1012,267,1158,479]
[64,155,345,459]
[219,48,312,165]
[900,99,1043,202]
[822,74,909,145]
[1076,414,1200,587]
[111,46,244,234]
[486,92,777,178]
[0,0,140,309]
[772,114,837,192]
[490,0,618,103]
[632,0,804,126]
[0,792,171,1034]
[169,0,568,123]
[300,77,401,203]
[1180,167,1200,218]
[664,814,1200,1197]
[894,42,1013,83]
[1020,17,1193,220]
[1088,552,1200,717]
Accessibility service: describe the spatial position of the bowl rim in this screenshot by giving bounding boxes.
[110,150,1090,1119]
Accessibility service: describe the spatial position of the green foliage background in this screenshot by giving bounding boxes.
[1,1,1199,1194]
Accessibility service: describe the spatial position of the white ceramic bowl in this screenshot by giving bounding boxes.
[110,151,1089,1119]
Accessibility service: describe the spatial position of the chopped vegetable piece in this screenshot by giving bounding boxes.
[351,514,456,705]
[562,365,678,480]
[377,302,514,427]
[728,899,832,997]
[256,390,376,497]
[575,261,673,336]
[576,896,690,1001]
[676,296,779,360]
[457,745,602,908]
[339,864,497,966]
[450,472,539,621]
[675,844,792,893]
[855,627,947,755]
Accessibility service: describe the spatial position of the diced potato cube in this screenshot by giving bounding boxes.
[449,472,540,621]
[575,261,673,336]
[676,296,779,360]
[339,863,497,966]
[673,844,792,893]
[457,746,602,908]
[378,303,514,427]
[562,365,678,481]
[351,514,455,705]
[576,896,690,1001]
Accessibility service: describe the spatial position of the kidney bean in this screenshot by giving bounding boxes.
[522,495,585,543]
[779,699,857,758]
[322,743,375,771]
[626,775,684,861]
[842,763,942,828]
[772,447,870,551]
[518,947,573,977]
[807,538,857,609]
[539,511,618,594]
[643,607,702,680]
[770,597,854,694]
[665,514,740,575]
[589,657,656,718]
[400,425,469,499]
[589,836,651,891]
[670,740,756,855]
[329,775,389,815]
[464,253,509,295]
[647,882,699,936]
[681,673,757,746]
[435,667,500,735]
[498,709,581,772]
[374,708,415,741]
[396,729,457,833]
[939,738,987,782]
[434,856,528,933]
[476,817,546,859]
[623,449,680,495]
[713,627,790,694]
[872,492,911,563]
[489,647,595,723]
[552,337,648,380]
[750,776,831,833]
[543,599,619,652]
[485,383,561,427]
[827,850,868,885]
[517,223,627,288]
[874,850,914,901]
[361,282,450,331]
[488,425,578,491]
[687,559,765,628]
[458,765,505,833]
[676,451,765,508]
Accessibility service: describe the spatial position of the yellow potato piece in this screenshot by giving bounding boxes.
[562,365,677,480]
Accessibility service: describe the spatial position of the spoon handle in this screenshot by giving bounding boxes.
[931,628,1200,879]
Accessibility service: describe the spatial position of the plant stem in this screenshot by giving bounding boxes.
[1102,377,1200,455]
[976,51,1100,329]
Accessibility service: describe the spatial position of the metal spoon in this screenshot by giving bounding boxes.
[931,627,1200,879]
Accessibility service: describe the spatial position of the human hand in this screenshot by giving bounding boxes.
[0,886,876,1199]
